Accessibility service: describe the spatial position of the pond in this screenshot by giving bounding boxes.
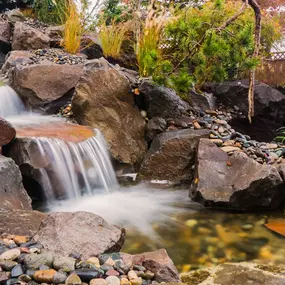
[49,185,285,272]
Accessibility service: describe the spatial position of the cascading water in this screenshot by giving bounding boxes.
[0,85,118,201]
[0,85,184,235]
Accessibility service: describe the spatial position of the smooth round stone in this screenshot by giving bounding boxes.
[13,236,29,246]
[53,271,67,284]
[86,257,100,268]
[106,269,120,276]
[120,278,131,285]
[106,276,120,285]
[18,274,32,282]
[0,248,21,261]
[65,273,81,285]
[144,271,154,280]
[11,264,24,277]
[100,265,113,273]
[90,278,108,285]
[24,252,54,270]
[0,260,18,271]
[133,265,145,272]
[33,269,57,283]
[127,271,138,280]
[130,277,142,285]
[6,278,19,285]
[0,272,8,283]
[137,271,146,279]
[99,253,121,265]
[39,264,50,270]
[26,269,36,277]
[53,256,75,272]
[74,269,104,282]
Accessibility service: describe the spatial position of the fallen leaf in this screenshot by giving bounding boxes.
[264,219,285,237]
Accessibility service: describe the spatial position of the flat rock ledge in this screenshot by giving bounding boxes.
[180,262,285,285]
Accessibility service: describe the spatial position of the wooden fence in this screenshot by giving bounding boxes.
[255,51,285,86]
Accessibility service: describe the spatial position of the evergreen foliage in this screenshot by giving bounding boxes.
[149,0,281,94]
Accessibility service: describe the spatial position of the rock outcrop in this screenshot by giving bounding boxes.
[140,129,209,183]
[0,18,11,53]
[0,155,32,211]
[0,210,46,235]
[34,212,125,259]
[181,262,285,285]
[190,139,285,210]
[206,80,285,123]
[138,81,191,119]
[72,58,147,166]
[10,58,84,112]
[12,22,50,51]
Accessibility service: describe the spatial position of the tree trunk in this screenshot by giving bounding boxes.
[247,0,262,123]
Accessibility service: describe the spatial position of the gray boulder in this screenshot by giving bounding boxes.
[0,155,32,211]
[140,129,209,183]
[12,22,50,51]
[190,139,285,210]
[206,80,285,122]
[145,117,167,142]
[139,81,190,119]
[34,211,125,259]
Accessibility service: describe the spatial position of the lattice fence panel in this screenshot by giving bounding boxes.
[269,52,285,61]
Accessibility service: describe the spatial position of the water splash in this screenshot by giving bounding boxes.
[50,186,188,236]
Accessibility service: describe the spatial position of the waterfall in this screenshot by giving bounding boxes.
[0,85,118,201]
[0,85,26,116]
[33,132,118,201]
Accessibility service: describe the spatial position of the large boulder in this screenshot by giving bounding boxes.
[0,210,46,235]
[12,22,50,50]
[190,139,285,210]
[121,249,180,283]
[0,117,16,147]
[138,81,191,119]
[0,18,11,53]
[139,129,209,183]
[10,60,84,112]
[72,59,147,166]
[34,212,125,259]
[181,262,285,285]
[206,80,285,123]
[1,50,33,73]
[0,155,32,211]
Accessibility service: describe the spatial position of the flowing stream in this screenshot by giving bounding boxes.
[1,85,285,272]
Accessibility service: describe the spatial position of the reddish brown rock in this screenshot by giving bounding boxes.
[0,210,46,236]
[72,58,147,166]
[11,61,84,112]
[0,117,16,146]
[121,249,180,283]
[12,22,50,50]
